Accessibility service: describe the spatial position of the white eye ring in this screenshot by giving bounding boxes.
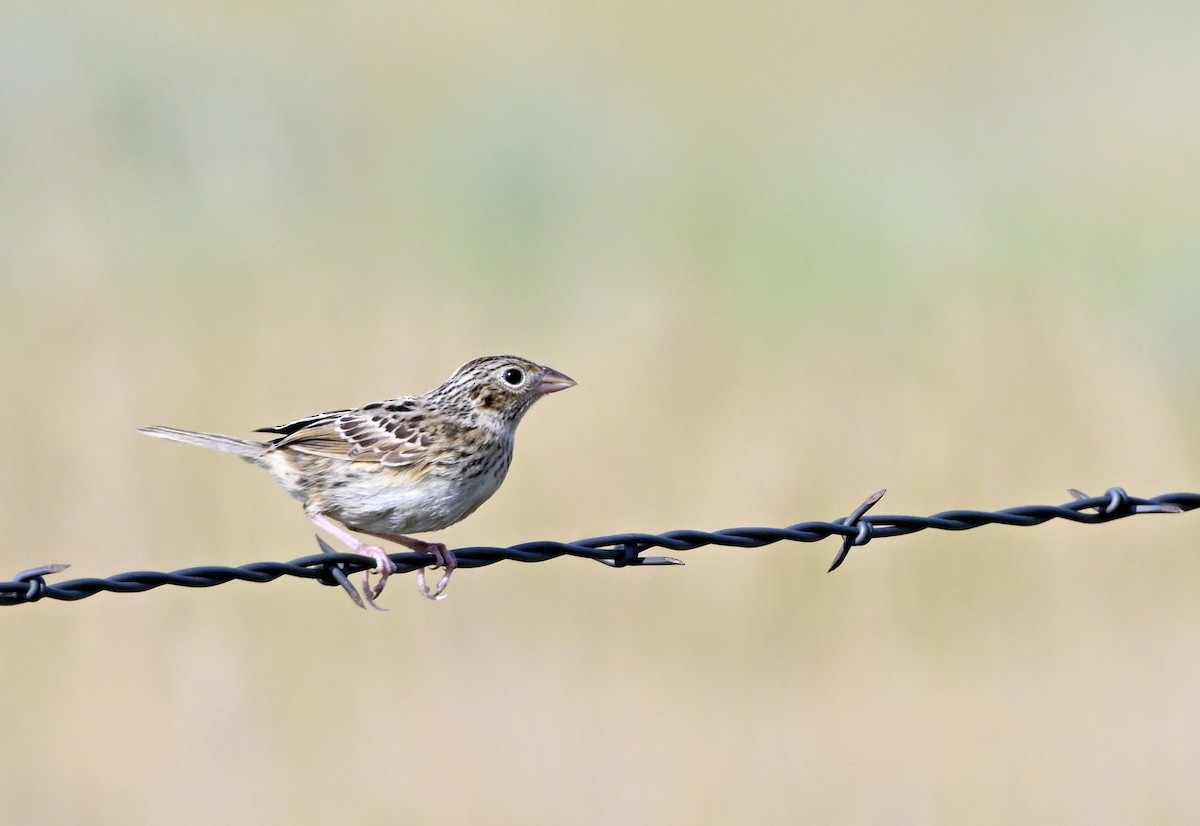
[501,367,525,386]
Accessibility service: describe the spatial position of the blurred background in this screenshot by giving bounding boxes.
[2,1,1199,822]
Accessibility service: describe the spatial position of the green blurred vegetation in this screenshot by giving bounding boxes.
[2,1,1199,823]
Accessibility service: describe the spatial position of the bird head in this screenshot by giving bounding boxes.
[435,355,575,427]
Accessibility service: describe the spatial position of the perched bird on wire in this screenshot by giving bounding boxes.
[140,355,575,607]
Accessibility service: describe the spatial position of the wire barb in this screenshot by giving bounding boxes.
[596,541,684,568]
[1,487,1195,607]
[1,564,72,605]
[1068,487,1183,515]
[314,535,367,610]
[827,489,887,572]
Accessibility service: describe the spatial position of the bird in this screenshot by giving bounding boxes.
[139,355,575,606]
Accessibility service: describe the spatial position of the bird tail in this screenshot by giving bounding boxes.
[138,425,266,459]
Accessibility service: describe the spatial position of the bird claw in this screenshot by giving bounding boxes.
[358,545,396,612]
[415,568,447,600]
[415,543,456,601]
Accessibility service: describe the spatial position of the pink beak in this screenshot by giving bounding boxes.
[535,367,576,394]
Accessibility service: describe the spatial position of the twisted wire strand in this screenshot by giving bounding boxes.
[2,487,1194,607]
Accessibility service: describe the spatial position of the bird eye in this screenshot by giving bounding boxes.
[502,367,524,386]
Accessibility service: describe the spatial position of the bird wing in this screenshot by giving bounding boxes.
[255,398,442,469]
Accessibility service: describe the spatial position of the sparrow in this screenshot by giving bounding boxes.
[140,355,575,606]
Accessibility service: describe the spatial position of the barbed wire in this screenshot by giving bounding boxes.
[2,487,1194,609]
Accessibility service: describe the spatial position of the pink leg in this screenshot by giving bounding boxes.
[364,531,458,601]
[310,514,396,610]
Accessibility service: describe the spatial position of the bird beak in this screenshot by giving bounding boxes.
[535,367,576,394]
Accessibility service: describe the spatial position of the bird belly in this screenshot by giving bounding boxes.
[315,463,507,536]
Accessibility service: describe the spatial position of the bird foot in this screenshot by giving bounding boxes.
[356,544,397,611]
[413,541,457,601]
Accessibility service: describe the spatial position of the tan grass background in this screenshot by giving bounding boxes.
[3,2,1200,823]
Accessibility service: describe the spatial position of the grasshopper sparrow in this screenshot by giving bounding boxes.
[140,355,575,606]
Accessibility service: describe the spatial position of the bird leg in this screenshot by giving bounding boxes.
[363,532,457,601]
[309,514,396,610]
